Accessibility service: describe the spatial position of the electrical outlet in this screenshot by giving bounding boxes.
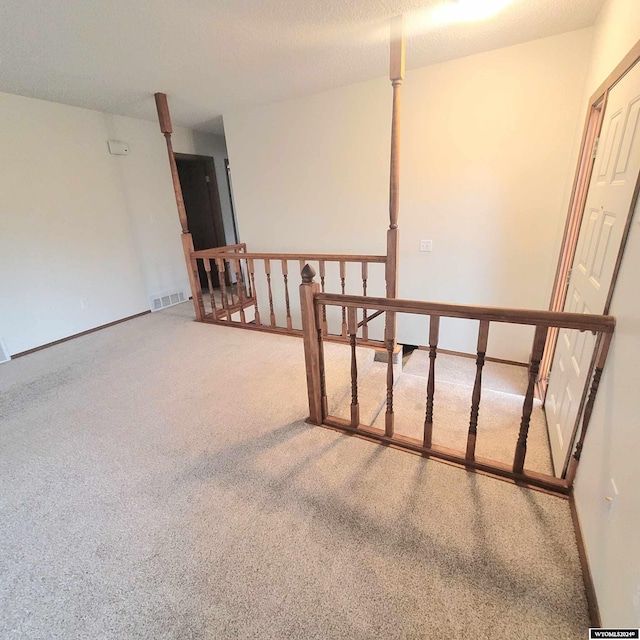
[80,298,89,310]
[419,239,433,252]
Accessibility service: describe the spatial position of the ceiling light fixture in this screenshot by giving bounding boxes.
[407,0,515,33]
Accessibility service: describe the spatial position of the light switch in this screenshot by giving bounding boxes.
[419,240,433,252]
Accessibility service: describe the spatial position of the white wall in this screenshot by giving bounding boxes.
[0,92,232,355]
[572,0,640,627]
[224,29,593,362]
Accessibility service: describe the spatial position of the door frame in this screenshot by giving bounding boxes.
[539,38,640,400]
[174,153,227,250]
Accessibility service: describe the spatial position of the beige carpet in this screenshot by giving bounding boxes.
[0,302,589,639]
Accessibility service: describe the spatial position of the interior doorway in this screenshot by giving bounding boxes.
[175,153,227,288]
[544,56,640,477]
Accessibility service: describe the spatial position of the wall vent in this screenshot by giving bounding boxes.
[0,338,11,364]
[149,289,187,312]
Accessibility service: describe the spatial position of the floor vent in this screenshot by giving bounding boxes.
[0,339,11,364]
[149,290,187,312]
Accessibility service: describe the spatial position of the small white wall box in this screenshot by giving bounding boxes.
[107,140,130,155]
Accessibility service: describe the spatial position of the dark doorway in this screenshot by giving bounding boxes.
[175,153,226,288]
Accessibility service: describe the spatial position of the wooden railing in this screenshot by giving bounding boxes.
[190,245,387,346]
[299,264,615,495]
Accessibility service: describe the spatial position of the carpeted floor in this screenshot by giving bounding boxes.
[0,302,589,639]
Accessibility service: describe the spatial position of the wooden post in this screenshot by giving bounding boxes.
[319,260,328,335]
[282,259,293,330]
[384,317,395,437]
[386,16,404,345]
[265,259,276,327]
[513,325,548,474]
[362,262,369,342]
[204,259,218,320]
[466,320,490,460]
[247,258,261,326]
[216,258,229,314]
[565,332,613,485]
[423,315,440,448]
[154,92,204,321]
[340,261,347,338]
[348,307,360,427]
[300,264,323,425]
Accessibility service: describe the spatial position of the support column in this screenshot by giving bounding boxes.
[378,16,404,366]
[154,92,204,321]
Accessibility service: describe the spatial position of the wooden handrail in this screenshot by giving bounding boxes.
[299,274,616,493]
[317,293,616,333]
[192,249,387,263]
[204,243,247,253]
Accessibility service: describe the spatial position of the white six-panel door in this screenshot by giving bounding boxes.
[546,61,640,476]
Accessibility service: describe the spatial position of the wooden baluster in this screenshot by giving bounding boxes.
[240,258,253,300]
[204,259,218,320]
[299,265,323,425]
[228,259,239,306]
[316,303,328,419]
[319,260,327,335]
[466,320,490,460]
[216,258,229,316]
[264,258,276,327]
[234,258,246,324]
[423,315,440,448]
[384,315,395,437]
[348,307,360,427]
[340,261,347,338]
[566,332,613,485]
[282,259,293,330]
[299,259,305,274]
[513,325,548,474]
[247,258,260,326]
[362,262,369,342]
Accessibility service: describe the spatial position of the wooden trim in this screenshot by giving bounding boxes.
[569,493,601,627]
[541,98,606,394]
[12,311,151,358]
[318,293,615,333]
[193,250,386,263]
[174,152,219,162]
[603,161,640,314]
[154,92,173,134]
[224,159,241,245]
[418,346,528,368]
[589,38,640,106]
[321,415,571,496]
[199,315,385,349]
[203,243,247,254]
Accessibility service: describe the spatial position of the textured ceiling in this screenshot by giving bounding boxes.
[0,0,605,134]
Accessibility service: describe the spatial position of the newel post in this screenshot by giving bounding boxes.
[154,92,205,321]
[300,265,324,425]
[385,16,404,345]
